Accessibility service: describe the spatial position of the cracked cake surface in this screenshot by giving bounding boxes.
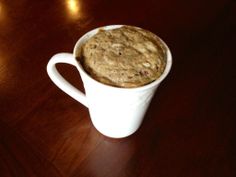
[78,25,167,88]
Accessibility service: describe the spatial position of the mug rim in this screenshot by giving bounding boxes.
[73,24,172,91]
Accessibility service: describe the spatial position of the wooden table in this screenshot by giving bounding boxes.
[0,0,235,176]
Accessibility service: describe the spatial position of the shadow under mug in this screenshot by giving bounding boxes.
[47,25,172,138]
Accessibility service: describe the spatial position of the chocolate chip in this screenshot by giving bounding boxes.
[139,70,149,76]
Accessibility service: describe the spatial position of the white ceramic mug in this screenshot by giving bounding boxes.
[47,25,172,138]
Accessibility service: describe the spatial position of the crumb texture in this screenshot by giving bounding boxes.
[80,26,167,88]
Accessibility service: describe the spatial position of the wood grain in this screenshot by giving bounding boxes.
[0,0,236,176]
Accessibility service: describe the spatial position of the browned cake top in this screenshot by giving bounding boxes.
[79,26,167,88]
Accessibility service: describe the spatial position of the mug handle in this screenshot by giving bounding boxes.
[47,53,88,107]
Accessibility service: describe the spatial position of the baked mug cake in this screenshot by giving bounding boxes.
[77,25,167,88]
[47,25,172,138]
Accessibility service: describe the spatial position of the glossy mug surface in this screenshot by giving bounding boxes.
[47,25,172,138]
